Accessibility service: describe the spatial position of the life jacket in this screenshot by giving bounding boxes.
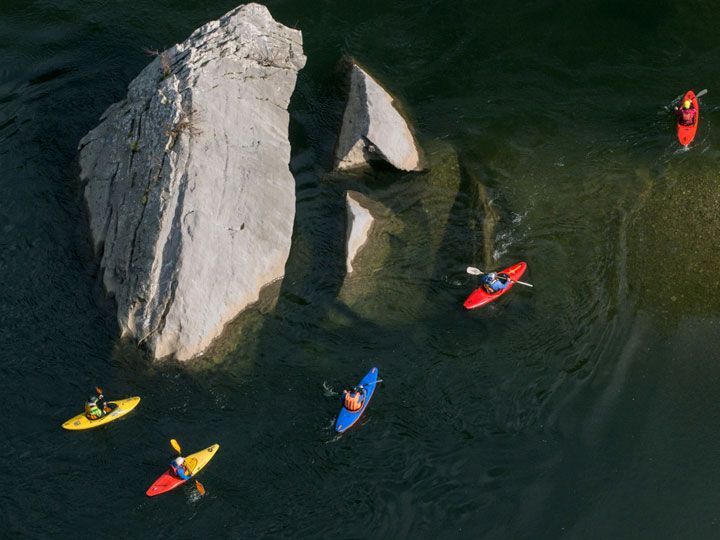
[85,402,103,419]
[483,274,509,294]
[681,106,696,125]
[171,461,191,479]
[344,391,364,412]
[483,275,499,293]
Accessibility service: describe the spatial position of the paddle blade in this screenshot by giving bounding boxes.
[196,480,205,496]
[466,266,483,275]
[170,439,181,453]
[696,89,708,99]
[95,387,103,395]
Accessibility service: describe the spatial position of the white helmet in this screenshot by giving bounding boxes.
[488,272,497,279]
[174,457,184,465]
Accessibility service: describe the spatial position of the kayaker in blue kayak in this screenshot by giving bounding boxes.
[481,272,510,294]
[170,457,192,480]
[675,99,696,126]
[84,395,107,420]
[342,385,367,412]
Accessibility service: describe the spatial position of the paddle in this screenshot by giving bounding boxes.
[675,89,707,108]
[466,266,534,288]
[662,89,708,113]
[94,387,111,414]
[171,439,200,479]
[170,439,181,454]
[346,379,382,395]
[196,480,206,496]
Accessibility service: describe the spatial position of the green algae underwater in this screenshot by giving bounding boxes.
[3,0,720,539]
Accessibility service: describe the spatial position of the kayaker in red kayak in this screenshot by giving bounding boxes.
[675,99,696,126]
[342,386,367,412]
[170,456,192,480]
[481,272,510,294]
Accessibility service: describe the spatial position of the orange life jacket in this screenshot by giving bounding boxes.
[344,392,363,412]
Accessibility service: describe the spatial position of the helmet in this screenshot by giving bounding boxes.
[174,457,184,465]
[488,272,497,279]
[683,100,692,109]
[89,396,98,403]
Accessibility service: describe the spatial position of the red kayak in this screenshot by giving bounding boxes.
[677,90,699,146]
[463,262,527,309]
[146,444,219,497]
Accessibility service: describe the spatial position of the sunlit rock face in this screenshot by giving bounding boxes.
[78,4,306,360]
[334,63,422,172]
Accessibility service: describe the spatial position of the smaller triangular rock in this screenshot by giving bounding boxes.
[334,64,421,172]
[345,191,375,273]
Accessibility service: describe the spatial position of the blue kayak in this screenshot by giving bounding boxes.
[335,367,379,433]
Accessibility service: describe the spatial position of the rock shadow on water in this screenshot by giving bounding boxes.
[330,140,462,326]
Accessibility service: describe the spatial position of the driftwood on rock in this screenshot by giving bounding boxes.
[78,3,306,361]
[334,63,422,172]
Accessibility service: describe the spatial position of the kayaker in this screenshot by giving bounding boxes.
[170,457,192,480]
[481,272,510,294]
[342,385,367,412]
[675,99,696,126]
[84,395,106,420]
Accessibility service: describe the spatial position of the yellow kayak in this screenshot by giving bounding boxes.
[147,444,220,496]
[61,396,141,430]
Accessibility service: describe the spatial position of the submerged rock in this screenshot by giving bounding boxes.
[345,191,381,274]
[334,63,422,172]
[628,161,720,318]
[78,4,306,360]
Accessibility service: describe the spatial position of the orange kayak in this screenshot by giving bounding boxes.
[677,90,699,146]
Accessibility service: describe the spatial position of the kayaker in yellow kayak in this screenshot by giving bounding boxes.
[84,394,108,420]
[170,456,192,480]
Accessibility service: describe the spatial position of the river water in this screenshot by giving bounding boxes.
[3,1,720,538]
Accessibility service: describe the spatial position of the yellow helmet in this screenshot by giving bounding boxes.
[683,100,692,109]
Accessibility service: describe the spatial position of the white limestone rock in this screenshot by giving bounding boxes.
[334,64,422,172]
[78,3,306,360]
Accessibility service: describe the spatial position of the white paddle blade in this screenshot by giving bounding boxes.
[696,89,708,98]
[466,266,483,275]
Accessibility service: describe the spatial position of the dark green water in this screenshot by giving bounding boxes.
[3,1,720,538]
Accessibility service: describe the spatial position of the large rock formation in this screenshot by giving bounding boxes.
[334,63,422,172]
[78,4,306,360]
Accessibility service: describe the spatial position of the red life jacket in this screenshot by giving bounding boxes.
[681,107,696,124]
